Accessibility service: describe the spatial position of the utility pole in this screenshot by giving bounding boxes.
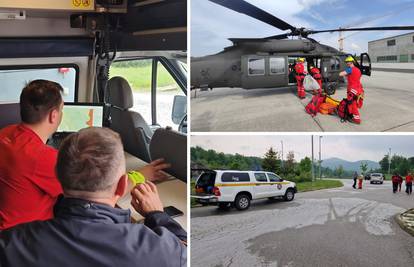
[311,135,315,182]
[281,140,284,170]
[338,30,344,52]
[388,148,391,175]
[319,136,322,179]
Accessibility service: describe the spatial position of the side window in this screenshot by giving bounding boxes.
[0,66,77,103]
[110,59,152,124]
[248,58,265,76]
[269,57,285,75]
[222,172,250,182]
[110,58,185,130]
[156,61,185,130]
[330,58,340,70]
[254,173,268,182]
[267,173,282,182]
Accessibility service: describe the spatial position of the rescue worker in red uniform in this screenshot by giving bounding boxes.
[294,58,306,99]
[309,65,323,94]
[339,56,364,124]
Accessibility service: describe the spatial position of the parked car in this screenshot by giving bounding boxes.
[370,173,384,184]
[192,170,297,211]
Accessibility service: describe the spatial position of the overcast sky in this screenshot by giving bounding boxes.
[191,0,414,57]
[191,135,414,162]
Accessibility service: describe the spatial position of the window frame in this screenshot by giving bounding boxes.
[221,172,251,182]
[254,172,268,182]
[267,173,282,182]
[247,57,265,76]
[0,63,80,102]
[269,57,286,75]
[110,56,186,126]
[387,39,396,46]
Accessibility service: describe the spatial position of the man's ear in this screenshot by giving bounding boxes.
[115,174,128,198]
[49,108,59,124]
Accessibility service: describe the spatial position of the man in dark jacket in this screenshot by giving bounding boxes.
[0,127,187,267]
[352,171,358,189]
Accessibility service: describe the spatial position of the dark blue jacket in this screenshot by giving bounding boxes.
[0,197,187,267]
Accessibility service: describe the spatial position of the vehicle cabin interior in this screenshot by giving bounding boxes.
[0,0,188,181]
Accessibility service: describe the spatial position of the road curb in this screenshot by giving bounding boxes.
[395,208,414,236]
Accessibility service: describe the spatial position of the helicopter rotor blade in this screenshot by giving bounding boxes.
[209,0,296,31]
[264,33,291,40]
[309,25,414,34]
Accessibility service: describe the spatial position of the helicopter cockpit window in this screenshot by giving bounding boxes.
[269,58,285,75]
[248,58,265,76]
[330,58,340,70]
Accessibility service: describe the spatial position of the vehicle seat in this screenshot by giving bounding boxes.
[0,103,21,129]
[150,127,187,182]
[107,76,153,162]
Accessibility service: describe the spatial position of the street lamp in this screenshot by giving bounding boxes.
[319,136,323,179]
[388,148,391,175]
[281,140,284,170]
[311,135,315,182]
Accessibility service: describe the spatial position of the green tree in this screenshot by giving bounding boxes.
[298,157,312,173]
[262,147,281,173]
[379,155,390,173]
[334,165,344,178]
[284,151,295,174]
[360,162,368,175]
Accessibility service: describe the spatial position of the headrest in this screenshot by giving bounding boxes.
[107,76,133,109]
[0,103,21,129]
[150,128,187,183]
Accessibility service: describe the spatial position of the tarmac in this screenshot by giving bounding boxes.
[191,179,414,267]
[190,70,414,132]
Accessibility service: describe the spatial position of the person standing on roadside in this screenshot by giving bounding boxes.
[405,172,413,195]
[398,174,403,192]
[352,171,358,189]
[392,173,399,193]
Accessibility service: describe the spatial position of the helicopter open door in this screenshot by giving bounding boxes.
[359,53,371,76]
[241,55,288,89]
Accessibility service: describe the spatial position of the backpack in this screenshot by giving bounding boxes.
[337,98,352,122]
[305,93,325,116]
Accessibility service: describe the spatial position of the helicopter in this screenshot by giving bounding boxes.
[191,0,414,95]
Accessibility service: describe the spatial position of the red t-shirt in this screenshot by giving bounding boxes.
[0,124,63,229]
[406,175,413,183]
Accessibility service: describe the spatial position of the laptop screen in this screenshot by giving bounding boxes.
[58,103,104,132]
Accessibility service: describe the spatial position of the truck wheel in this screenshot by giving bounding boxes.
[218,203,231,210]
[234,194,250,210]
[284,189,295,201]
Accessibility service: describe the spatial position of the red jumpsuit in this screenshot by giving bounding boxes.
[310,67,322,91]
[295,63,306,98]
[345,66,364,124]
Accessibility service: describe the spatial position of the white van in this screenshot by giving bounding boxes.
[192,170,297,210]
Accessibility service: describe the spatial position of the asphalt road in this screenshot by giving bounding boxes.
[190,71,414,132]
[191,179,414,267]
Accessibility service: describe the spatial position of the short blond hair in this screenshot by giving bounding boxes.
[56,127,125,192]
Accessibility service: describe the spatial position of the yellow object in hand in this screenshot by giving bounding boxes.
[128,171,146,185]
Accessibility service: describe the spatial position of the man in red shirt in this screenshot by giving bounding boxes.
[339,56,364,124]
[0,80,64,230]
[405,173,412,195]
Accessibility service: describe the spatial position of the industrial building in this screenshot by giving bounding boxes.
[368,32,414,63]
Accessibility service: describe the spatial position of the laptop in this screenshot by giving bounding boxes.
[48,102,104,149]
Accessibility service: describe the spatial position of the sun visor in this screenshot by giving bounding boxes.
[0,37,94,58]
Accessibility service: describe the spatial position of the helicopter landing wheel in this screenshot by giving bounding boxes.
[324,82,337,96]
